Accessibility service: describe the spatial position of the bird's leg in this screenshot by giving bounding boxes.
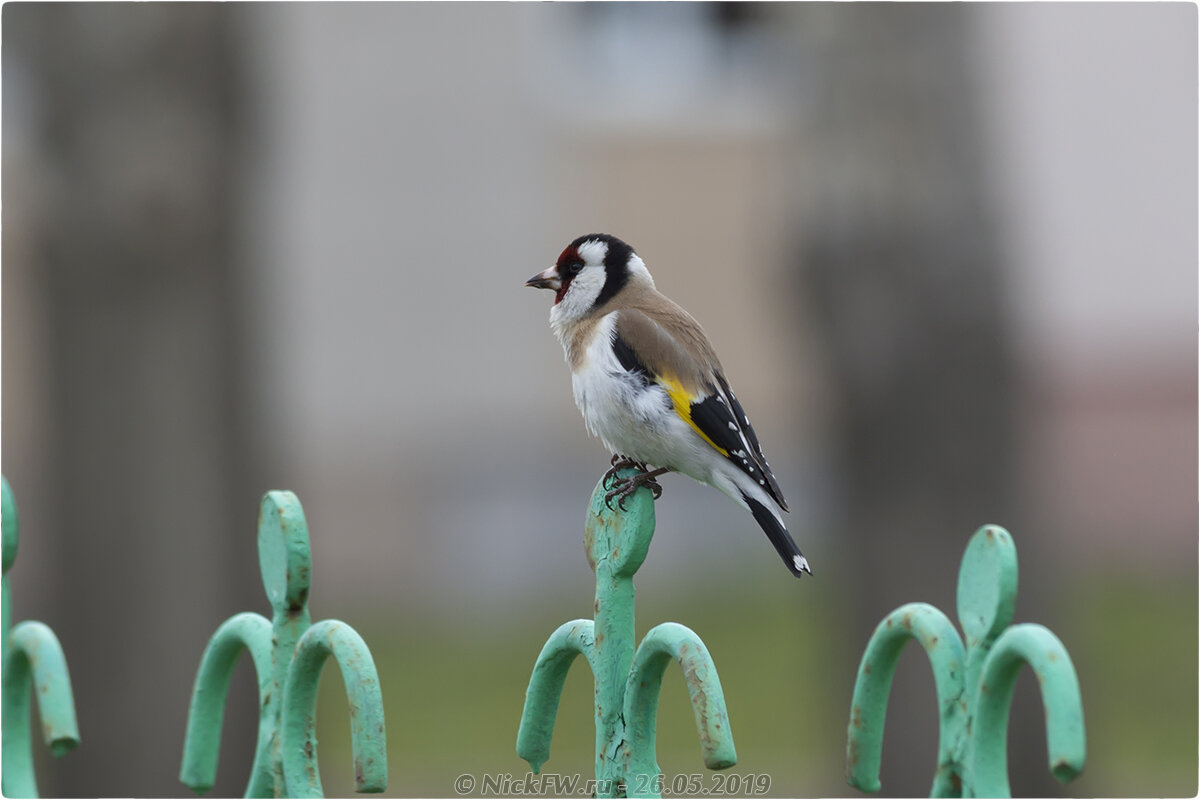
[604,461,670,511]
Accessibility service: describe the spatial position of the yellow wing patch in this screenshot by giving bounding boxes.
[657,374,730,457]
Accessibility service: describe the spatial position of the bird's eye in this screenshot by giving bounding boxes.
[568,261,584,275]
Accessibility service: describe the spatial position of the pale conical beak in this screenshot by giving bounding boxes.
[525,266,561,291]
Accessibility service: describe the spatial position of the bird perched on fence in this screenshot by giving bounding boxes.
[526,233,811,578]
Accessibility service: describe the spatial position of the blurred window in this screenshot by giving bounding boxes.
[537,2,788,134]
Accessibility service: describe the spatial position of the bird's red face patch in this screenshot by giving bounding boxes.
[554,246,584,304]
[556,245,579,266]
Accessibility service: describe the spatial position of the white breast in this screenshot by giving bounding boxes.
[563,313,706,473]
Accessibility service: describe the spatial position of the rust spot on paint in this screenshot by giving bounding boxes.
[1051,758,1076,781]
[950,772,963,792]
[287,589,308,617]
[863,663,871,675]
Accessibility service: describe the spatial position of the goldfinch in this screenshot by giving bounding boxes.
[526,233,811,578]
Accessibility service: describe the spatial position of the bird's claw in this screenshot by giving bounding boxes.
[603,482,630,512]
[604,482,643,512]
[602,460,667,511]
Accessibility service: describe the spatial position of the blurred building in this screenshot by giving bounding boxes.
[3,3,1194,796]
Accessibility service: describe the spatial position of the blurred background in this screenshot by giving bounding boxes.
[2,3,1195,797]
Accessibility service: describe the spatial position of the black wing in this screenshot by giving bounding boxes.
[610,315,788,511]
[687,372,788,511]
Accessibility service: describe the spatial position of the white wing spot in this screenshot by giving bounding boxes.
[743,415,750,425]
[759,479,765,485]
[727,421,738,431]
[794,555,810,574]
[715,396,725,404]
[748,465,755,472]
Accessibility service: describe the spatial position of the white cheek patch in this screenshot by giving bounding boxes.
[553,266,606,323]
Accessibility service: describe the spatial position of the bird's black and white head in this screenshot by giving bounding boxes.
[526,233,654,326]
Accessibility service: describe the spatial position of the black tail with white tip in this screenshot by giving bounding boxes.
[743,493,812,578]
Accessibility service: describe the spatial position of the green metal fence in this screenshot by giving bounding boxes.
[2,478,81,799]
[845,525,1086,796]
[178,490,388,798]
[1,474,1086,798]
[517,469,736,799]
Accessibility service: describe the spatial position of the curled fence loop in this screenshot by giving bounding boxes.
[972,623,1085,795]
[178,613,274,795]
[2,477,81,799]
[282,620,388,797]
[516,619,597,774]
[846,603,965,795]
[623,621,737,788]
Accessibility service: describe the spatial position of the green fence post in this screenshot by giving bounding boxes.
[845,525,1086,797]
[179,490,387,797]
[517,469,737,798]
[1,476,82,799]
